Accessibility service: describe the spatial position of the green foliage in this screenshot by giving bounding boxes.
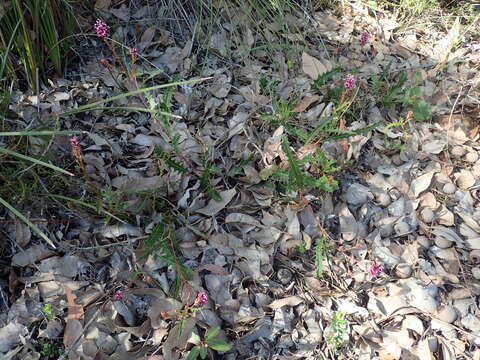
[200,163,221,200]
[315,236,333,277]
[38,340,64,359]
[0,0,75,92]
[327,311,348,351]
[262,138,339,193]
[187,327,232,360]
[142,222,193,297]
[155,146,188,174]
[296,241,307,254]
[42,303,55,321]
[259,76,280,95]
[374,71,432,122]
[261,98,298,126]
[311,67,341,91]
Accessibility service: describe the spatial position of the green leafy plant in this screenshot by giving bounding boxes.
[200,163,221,200]
[38,339,64,359]
[262,138,339,193]
[142,222,193,297]
[311,66,341,91]
[376,71,432,121]
[155,146,189,174]
[315,236,333,277]
[259,76,280,96]
[186,327,232,360]
[42,303,55,321]
[327,311,348,352]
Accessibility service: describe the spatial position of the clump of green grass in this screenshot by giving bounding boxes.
[0,0,76,92]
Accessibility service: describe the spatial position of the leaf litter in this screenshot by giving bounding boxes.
[1,1,480,359]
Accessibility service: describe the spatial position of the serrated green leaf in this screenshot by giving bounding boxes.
[413,100,432,122]
[199,346,208,359]
[206,338,231,351]
[186,346,200,360]
[205,327,220,340]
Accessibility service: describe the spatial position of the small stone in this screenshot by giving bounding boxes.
[379,224,393,237]
[394,221,410,235]
[420,208,435,223]
[443,183,456,194]
[434,236,452,249]
[277,268,293,285]
[417,236,431,248]
[435,306,457,323]
[392,154,403,165]
[469,250,480,264]
[395,263,412,278]
[427,337,438,352]
[375,192,391,207]
[464,151,479,163]
[346,183,372,205]
[451,145,466,158]
[472,267,480,280]
[456,170,475,190]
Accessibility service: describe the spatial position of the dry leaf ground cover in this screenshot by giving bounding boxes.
[1,0,480,359]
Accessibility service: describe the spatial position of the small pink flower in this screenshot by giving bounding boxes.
[194,292,208,306]
[113,290,125,301]
[70,137,80,147]
[129,47,138,55]
[94,19,109,38]
[368,261,384,277]
[344,74,356,91]
[360,31,369,46]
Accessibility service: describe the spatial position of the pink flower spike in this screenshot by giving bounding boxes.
[113,290,125,301]
[195,292,208,306]
[360,31,369,46]
[368,261,384,277]
[344,74,356,91]
[129,47,138,55]
[70,137,80,147]
[94,19,109,38]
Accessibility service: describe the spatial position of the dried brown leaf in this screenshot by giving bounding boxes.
[12,244,55,267]
[94,0,111,9]
[293,95,321,112]
[268,296,303,309]
[195,188,237,216]
[197,264,228,275]
[302,52,330,80]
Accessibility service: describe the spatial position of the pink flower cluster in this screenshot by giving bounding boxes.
[360,31,369,46]
[70,137,80,147]
[113,290,125,301]
[129,47,138,56]
[94,19,109,38]
[194,292,208,307]
[344,74,356,91]
[368,261,384,277]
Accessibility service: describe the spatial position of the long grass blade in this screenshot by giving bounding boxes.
[79,106,182,119]
[57,77,211,118]
[0,196,56,248]
[0,130,85,136]
[0,147,74,176]
[43,193,127,224]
